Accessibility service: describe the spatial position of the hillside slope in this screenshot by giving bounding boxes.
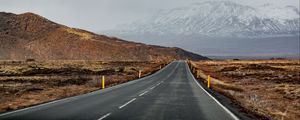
[0,12,208,61]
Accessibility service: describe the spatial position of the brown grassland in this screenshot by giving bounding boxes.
[0,60,165,112]
[191,60,300,120]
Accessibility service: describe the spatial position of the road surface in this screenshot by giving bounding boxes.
[0,61,240,120]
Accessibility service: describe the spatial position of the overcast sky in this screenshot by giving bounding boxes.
[1,0,299,32]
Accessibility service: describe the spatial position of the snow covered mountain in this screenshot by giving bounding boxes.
[113,1,299,37]
[104,1,300,58]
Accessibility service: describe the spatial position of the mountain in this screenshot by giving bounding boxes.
[105,1,300,58]
[0,12,208,61]
[112,1,299,37]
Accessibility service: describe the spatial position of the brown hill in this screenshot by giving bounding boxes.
[0,12,208,61]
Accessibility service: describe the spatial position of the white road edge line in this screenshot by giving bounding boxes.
[118,98,136,109]
[186,63,240,120]
[0,95,78,117]
[98,112,111,120]
[139,91,149,96]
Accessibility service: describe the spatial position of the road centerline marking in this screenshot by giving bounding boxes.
[98,112,111,120]
[119,98,136,109]
[150,86,156,90]
[139,91,149,96]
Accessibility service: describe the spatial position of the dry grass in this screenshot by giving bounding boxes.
[191,60,300,120]
[63,28,94,40]
[0,60,165,112]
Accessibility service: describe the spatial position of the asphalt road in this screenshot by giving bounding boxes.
[0,61,240,120]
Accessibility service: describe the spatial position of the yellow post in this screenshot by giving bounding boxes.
[139,70,142,78]
[102,76,105,89]
[207,75,211,88]
[197,70,199,78]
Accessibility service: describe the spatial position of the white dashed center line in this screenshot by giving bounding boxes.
[139,91,149,96]
[150,86,156,90]
[98,113,111,120]
[98,81,164,119]
[119,98,136,109]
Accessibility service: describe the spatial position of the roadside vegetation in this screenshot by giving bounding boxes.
[0,60,166,112]
[190,60,300,120]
